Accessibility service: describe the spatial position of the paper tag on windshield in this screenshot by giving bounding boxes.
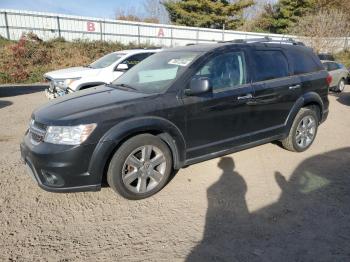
[168,57,194,67]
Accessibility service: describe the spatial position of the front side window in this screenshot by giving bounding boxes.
[195,52,246,92]
[253,50,289,82]
[119,53,154,70]
[89,53,125,69]
[112,51,202,93]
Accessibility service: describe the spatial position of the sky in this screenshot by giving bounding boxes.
[0,0,148,19]
[0,0,277,20]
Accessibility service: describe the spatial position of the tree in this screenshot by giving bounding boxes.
[242,0,350,34]
[163,0,255,30]
[267,0,314,34]
[291,9,350,53]
[239,3,275,32]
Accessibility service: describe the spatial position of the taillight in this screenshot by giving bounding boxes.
[326,74,332,86]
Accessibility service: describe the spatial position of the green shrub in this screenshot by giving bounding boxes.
[335,50,350,67]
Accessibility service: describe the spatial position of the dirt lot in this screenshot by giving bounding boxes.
[0,86,350,262]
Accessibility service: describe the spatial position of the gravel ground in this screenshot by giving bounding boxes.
[0,86,350,262]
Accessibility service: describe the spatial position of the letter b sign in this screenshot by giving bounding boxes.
[87,22,96,32]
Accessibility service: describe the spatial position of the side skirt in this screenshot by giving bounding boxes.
[184,134,284,166]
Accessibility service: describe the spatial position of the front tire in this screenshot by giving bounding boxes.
[281,107,318,152]
[107,134,172,200]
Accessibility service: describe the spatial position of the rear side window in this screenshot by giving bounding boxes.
[252,50,289,82]
[328,62,340,71]
[324,62,341,71]
[288,49,322,75]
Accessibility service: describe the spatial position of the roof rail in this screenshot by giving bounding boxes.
[218,36,305,46]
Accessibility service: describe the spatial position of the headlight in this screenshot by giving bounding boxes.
[54,78,81,89]
[65,78,80,88]
[44,124,97,145]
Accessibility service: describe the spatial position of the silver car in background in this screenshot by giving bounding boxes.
[322,60,349,92]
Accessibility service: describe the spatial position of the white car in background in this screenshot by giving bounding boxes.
[322,60,349,92]
[44,48,162,99]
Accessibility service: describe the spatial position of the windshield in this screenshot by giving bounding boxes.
[89,53,125,69]
[112,51,202,93]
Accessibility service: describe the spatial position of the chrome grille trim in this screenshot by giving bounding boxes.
[29,120,47,144]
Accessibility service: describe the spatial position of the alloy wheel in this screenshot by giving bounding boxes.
[122,145,166,194]
[295,115,316,149]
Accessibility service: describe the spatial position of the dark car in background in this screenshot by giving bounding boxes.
[21,38,330,199]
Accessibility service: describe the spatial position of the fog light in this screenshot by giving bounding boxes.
[41,170,64,187]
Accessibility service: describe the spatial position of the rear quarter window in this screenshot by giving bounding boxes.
[252,50,289,82]
[288,49,323,75]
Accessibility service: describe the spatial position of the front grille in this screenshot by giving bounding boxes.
[29,120,47,144]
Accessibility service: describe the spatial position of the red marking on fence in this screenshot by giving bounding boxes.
[157,28,164,37]
[87,22,96,32]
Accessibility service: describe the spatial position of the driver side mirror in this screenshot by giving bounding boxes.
[185,77,212,96]
[116,63,129,71]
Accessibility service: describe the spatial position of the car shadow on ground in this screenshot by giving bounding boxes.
[329,89,350,106]
[0,85,47,98]
[0,100,13,109]
[336,92,350,106]
[186,148,350,262]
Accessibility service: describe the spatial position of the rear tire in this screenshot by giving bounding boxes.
[107,134,172,200]
[336,79,346,93]
[281,107,318,152]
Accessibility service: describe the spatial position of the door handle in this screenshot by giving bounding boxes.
[237,93,253,100]
[289,84,301,90]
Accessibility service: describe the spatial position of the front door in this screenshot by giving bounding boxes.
[182,50,258,159]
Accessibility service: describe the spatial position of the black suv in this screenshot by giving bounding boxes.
[21,38,330,199]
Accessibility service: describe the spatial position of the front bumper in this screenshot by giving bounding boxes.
[45,87,69,99]
[20,131,101,192]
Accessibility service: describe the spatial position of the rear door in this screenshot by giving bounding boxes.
[248,47,301,138]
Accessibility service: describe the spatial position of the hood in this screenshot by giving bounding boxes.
[44,66,102,79]
[33,85,152,125]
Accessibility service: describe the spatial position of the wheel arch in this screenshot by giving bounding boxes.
[88,117,186,185]
[285,92,324,130]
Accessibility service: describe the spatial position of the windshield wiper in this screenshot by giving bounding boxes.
[106,83,138,91]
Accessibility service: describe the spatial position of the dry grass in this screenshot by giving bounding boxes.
[0,33,153,84]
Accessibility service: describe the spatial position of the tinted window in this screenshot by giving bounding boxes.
[253,50,289,81]
[195,52,246,92]
[89,53,124,69]
[120,53,154,69]
[289,49,321,75]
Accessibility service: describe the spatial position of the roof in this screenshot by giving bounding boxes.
[165,41,309,53]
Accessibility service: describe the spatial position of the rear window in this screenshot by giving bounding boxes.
[253,50,289,82]
[318,54,335,61]
[288,49,322,75]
